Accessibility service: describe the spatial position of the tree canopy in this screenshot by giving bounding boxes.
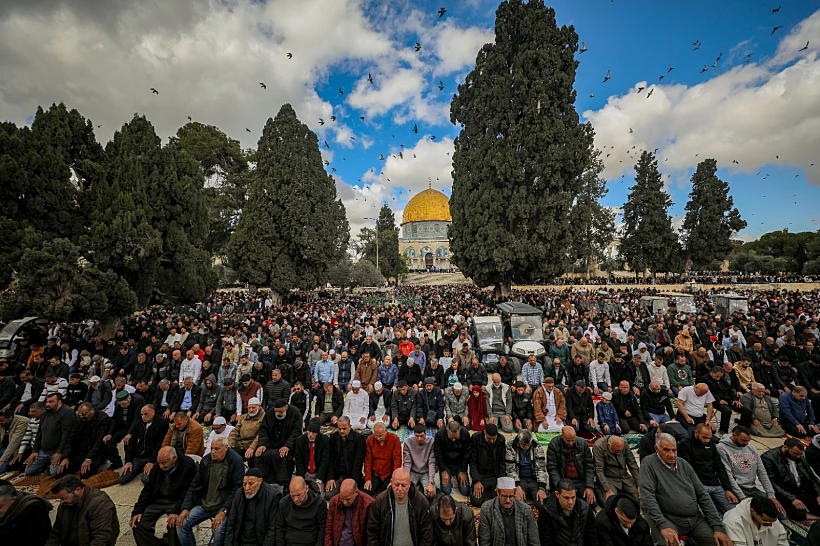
[681,158,746,269]
[620,151,680,276]
[568,150,615,276]
[227,104,349,295]
[449,0,594,291]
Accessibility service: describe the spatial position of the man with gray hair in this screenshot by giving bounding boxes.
[477,476,539,546]
[506,428,548,503]
[640,432,732,546]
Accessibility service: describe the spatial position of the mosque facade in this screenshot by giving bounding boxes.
[398,183,453,271]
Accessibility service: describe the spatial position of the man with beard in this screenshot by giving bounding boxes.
[594,493,653,546]
[325,416,366,500]
[274,476,328,546]
[58,402,110,479]
[48,475,119,546]
[119,404,169,485]
[537,478,597,546]
[0,481,52,546]
[477,476,539,546]
[294,419,330,488]
[176,438,244,546]
[104,389,145,468]
[430,494,477,546]
[611,380,647,434]
[761,438,820,521]
[254,398,302,485]
[130,446,197,546]
[228,397,264,463]
[469,423,506,507]
[24,392,75,476]
[9,369,44,415]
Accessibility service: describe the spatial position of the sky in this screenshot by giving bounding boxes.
[1,0,819,242]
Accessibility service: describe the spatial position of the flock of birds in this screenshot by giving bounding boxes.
[136,4,815,227]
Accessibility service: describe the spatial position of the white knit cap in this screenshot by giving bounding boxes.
[497,477,516,490]
[248,397,260,405]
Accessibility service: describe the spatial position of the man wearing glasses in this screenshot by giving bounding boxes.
[477,476,539,546]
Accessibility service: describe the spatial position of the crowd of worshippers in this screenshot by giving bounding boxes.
[1,285,820,546]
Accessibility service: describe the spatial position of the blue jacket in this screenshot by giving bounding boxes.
[779,392,815,425]
[596,400,621,432]
[377,364,399,387]
[313,359,335,384]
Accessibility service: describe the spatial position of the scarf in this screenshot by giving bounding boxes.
[467,386,487,431]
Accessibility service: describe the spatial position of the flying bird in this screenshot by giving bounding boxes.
[603,70,611,82]
[579,42,588,54]
[693,41,702,50]
[732,160,739,164]
[259,83,266,89]
[379,154,385,161]
[324,160,330,166]
[772,26,783,35]
[430,135,436,141]
[658,75,665,82]
[287,53,292,59]
[330,116,337,122]
[745,53,754,63]
[646,89,654,99]
[95,124,101,128]
[318,119,325,126]
[414,42,422,52]
[712,52,723,67]
[438,7,446,17]
[360,116,365,122]
[589,92,595,98]
[150,88,158,94]
[772,5,781,13]
[701,65,708,73]
[668,64,674,73]
[637,87,645,93]
[629,128,634,133]
[799,41,810,51]
[245,128,251,133]
[350,136,356,141]
[187,116,192,121]
[338,88,344,95]
[323,140,330,149]
[438,81,444,91]
[368,73,374,84]
[413,124,418,134]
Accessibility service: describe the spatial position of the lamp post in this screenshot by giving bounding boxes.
[363,217,379,270]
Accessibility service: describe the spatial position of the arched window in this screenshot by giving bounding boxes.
[405,247,416,258]
[420,246,432,257]
[436,246,448,258]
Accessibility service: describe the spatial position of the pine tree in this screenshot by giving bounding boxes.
[358,204,405,280]
[621,151,679,277]
[569,150,615,277]
[682,159,746,269]
[170,122,250,257]
[449,0,593,293]
[228,104,349,294]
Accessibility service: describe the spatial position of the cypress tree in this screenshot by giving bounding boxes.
[682,159,746,269]
[359,204,404,280]
[569,150,615,277]
[449,0,593,293]
[621,151,679,277]
[228,104,349,294]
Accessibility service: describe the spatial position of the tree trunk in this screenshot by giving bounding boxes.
[248,284,258,296]
[493,282,511,299]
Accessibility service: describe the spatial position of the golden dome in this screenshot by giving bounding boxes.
[402,185,452,224]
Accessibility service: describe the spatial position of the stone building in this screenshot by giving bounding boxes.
[398,183,453,271]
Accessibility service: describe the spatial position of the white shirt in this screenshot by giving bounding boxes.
[343,389,370,427]
[204,425,235,456]
[589,360,611,387]
[179,357,202,383]
[677,386,715,418]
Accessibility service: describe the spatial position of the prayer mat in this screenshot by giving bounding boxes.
[783,516,819,546]
[784,433,812,448]
[11,469,122,498]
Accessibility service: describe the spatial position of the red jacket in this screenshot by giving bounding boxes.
[324,491,373,546]
[398,340,414,357]
[364,432,401,481]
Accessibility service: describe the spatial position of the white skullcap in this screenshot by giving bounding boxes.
[374,381,383,390]
[497,477,516,490]
[453,382,463,390]
[248,397,260,405]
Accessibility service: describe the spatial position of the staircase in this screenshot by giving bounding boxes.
[401,271,472,286]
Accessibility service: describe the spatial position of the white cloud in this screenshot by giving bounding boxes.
[433,23,493,75]
[363,136,454,196]
[584,9,820,186]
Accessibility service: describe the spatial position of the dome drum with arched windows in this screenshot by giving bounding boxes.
[398,183,454,272]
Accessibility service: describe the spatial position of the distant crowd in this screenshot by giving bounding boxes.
[1,284,820,546]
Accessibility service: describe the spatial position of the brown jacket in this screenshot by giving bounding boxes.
[532,386,567,427]
[161,418,205,457]
[454,349,476,368]
[46,486,119,546]
[228,409,265,450]
[355,359,379,388]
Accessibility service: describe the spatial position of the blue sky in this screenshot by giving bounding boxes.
[1,0,819,239]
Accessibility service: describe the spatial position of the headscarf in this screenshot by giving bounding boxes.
[467,385,487,432]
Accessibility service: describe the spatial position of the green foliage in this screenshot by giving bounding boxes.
[356,205,407,280]
[449,0,593,289]
[351,260,385,287]
[568,150,615,275]
[170,123,250,257]
[740,230,820,273]
[730,251,795,274]
[9,238,136,322]
[681,159,746,269]
[620,151,681,276]
[227,104,349,294]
